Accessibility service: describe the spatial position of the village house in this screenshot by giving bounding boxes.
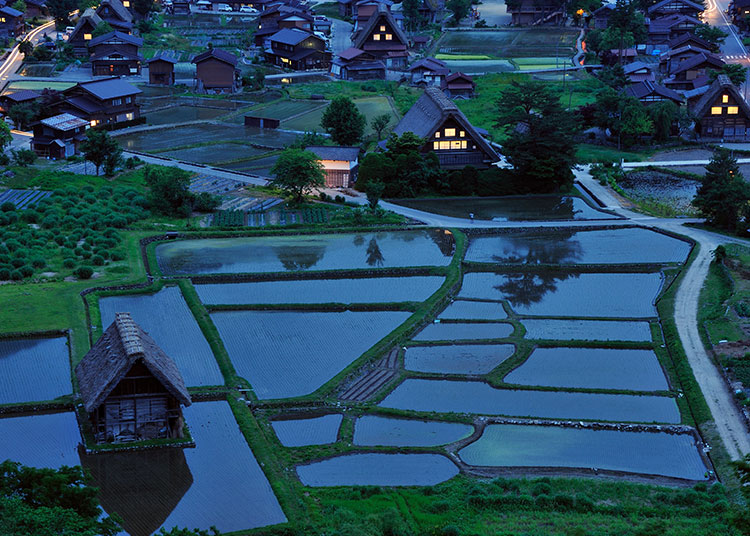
[75,312,192,444]
[95,0,134,33]
[408,57,449,87]
[442,72,475,99]
[147,51,178,85]
[305,145,360,187]
[193,48,241,93]
[667,32,714,51]
[172,0,190,14]
[592,3,614,29]
[506,0,566,26]
[354,0,403,28]
[0,5,24,40]
[89,31,143,76]
[411,34,430,50]
[691,74,750,139]
[255,6,314,47]
[30,113,89,159]
[664,52,724,90]
[624,80,684,105]
[623,61,657,84]
[265,28,330,70]
[68,8,103,57]
[647,14,702,44]
[330,47,385,80]
[647,0,703,18]
[660,44,714,74]
[352,3,408,69]
[0,89,40,114]
[392,86,499,169]
[51,77,141,126]
[24,0,49,18]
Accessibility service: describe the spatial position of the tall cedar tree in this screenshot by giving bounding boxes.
[402,0,421,29]
[270,148,325,203]
[709,63,748,86]
[602,0,647,61]
[495,81,579,192]
[80,129,120,176]
[447,0,471,24]
[320,96,366,145]
[694,148,750,231]
[144,165,195,216]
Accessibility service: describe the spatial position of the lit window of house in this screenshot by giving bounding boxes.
[380,25,385,31]
[444,128,456,137]
[451,140,462,149]
[729,106,739,114]
[385,34,392,40]
[459,130,465,137]
[123,0,130,6]
[0,17,5,22]
[723,94,729,103]
[373,34,380,40]
[434,132,440,138]
[438,141,450,150]
[84,33,92,40]
[711,106,722,115]
[433,141,439,149]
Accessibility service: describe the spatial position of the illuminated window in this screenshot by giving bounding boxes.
[373,33,380,40]
[123,0,130,5]
[385,33,392,40]
[90,120,98,127]
[281,57,290,63]
[125,112,134,121]
[723,94,729,103]
[729,106,739,114]
[711,106,722,115]
[459,130,465,137]
[433,141,439,150]
[380,25,385,31]
[451,140,462,149]
[444,128,456,137]
[0,17,5,22]
[434,132,440,138]
[438,141,450,150]
[84,33,92,40]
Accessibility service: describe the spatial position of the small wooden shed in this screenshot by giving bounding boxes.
[75,312,192,444]
[147,51,178,85]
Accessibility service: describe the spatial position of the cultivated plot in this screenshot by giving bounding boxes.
[0,336,72,404]
[413,322,514,341]
[438,299,508,320]
[161,143,268,164]
[212,310,412,399]
[145,105,229,126]
[380,379,681,423]
[297,453,459,487]
[439,29,577,58]
[156,230,454,275]
[99,286,223,387]
[281,97,397,136]
[82,401,287,535]
[195,276,445,305]
[521,318,653,342]
[353,416,473,447]
[504,347,670,391]
[0,411,80,468]
[458,424,709,481]
[272,414,343,447]
[404,344,515,375]
[459,272,663,318]
[465,228,691,265]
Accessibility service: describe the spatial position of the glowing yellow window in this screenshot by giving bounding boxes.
[434,132,440,138]
[90,120,98,127]
[380,25,385,31]
[461,140,467,149]
[723,94,729,103]
[84,33,92,40]
[0,17,5,22]
[451,140,462,149]
[433,141,439,150]
[711,106,722,115]
[123,0,130,6]
[459,130,465,137]
[438,141,450,150]
[729,106,739,114]
[444,128,456,137]
[373,34,380,40]
[385,33,392,40]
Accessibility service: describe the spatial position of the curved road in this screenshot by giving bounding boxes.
[0,19,57,90]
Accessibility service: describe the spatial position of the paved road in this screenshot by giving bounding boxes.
[0,20,57,91]
[704,0,750,95]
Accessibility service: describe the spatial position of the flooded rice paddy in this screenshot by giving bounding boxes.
[459,272,663,317]
[438,299,507,320]
[297,453,459,486]
[0,411,80,468]
[195,276,445,304]
[156,230,454,275]
[0,336,72,404]
[380,379,680,423]
[99,286,223,387]
[211,310,411,399]
[465,228,690,265]
[504,347,669,391]
[145,105,229,125]
[390,196,616,221]
[117,124,299,152]
[271,414,343,447]
[413,322,514,341]
[353,416,474,447]
[458,424,708,480]
[404,344,515,374]
[521,318,653,341]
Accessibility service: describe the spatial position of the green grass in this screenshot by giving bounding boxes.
[285,80,420,116]
[699,261,745,344]
[435,53,491,60]
[576,143,654,164]
[250,99,326,120]
[282,96,398,137]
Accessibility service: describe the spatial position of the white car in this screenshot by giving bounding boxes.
[239,5,257,13]
[196,0,211,9]
[217,3,233,11]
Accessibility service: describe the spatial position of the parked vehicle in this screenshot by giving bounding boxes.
[239,5,258,13]
[217,3,233,11]
[196,0,211,9]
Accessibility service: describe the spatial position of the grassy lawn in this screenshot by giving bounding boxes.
[312,1,348,20]
[285,80,420,116]
[576,143,654,163]
[6,81,76,91]
[282,96,398,137]
[435,53,492,60]
[250,99,326,120]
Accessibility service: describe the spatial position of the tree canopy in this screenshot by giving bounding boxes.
[694,148,750,231]
[696,24,728,48]
[709,63,748,86]
[270,148,325,203]
[80,129,120,176]
[320,96,366,145]
[447,0,471,24]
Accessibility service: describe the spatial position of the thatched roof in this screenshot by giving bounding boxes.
[76,312,192,413]
[692,74,750,119]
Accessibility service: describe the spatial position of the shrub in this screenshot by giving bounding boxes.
[0,153,10,166]
[10,269,22,280]
[440,526,461,536]
[80,250,92,259]
[11,149,36,167]
[91,254,104,266]
[110,250,125,261]
[62,257,76,269]
[74,266,93,279]
[531,482,552,497]
[0,201,15,212]
[19,265,33,277]
[0,267,9,279]
[30,257,45,269]
[41,215,57,229]
[10,258,25,268]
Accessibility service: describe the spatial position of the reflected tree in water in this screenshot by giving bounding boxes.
[494,270,579,308]
[427,229,456,258]
[275,245,326,271]
[352,234,365,247]
[490,229,583,265]
[366,238,385,267]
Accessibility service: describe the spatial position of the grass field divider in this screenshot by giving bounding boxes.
[189,266,446,284]
[0,397,74,416]
[462,262,674,274]
[205,302,420,313]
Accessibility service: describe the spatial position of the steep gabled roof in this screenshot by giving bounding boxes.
[88,30,143,48]
[147,50,180,64]
[593,2,615,15]
[96,0,133,23]
[409,56,447,72]
[353,4,408,49]
[192,48,239,66]
[624,80,683,103]
[75,312,192,413]
[660,44,713,60]
[393,87,499,160]
[69,8,103,42]
[668,32,713,49]
[671,51,724,75]
[649,13,701,31]
[692,74,750,117]
[647,0,703,14]
[441,72,475,89]
[268,27,321,46]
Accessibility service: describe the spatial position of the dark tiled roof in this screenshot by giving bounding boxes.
[671,52,724,75]
[623,61,656,74]
[692,74,750,117]
[4,89,41,102]
[649,13,701,31]
[90,50,143,61]
[339,47,366,60]
[668,32,713,49]
[65,95,102,113]
[148,50,180,63]
[344,60,385,71]
[75,312,192,413]
[353,4,408,49]
[96,0,133,22]
[624,80,683,102]
[305,145,360,161]
[89,30,143,48]
[69,8,102,42]
[269,27,318,45]
[0,5,22,16]
[77,77,141,99]
[660,44,713,60]
[393,87,499,160]
[409,57,447,72]
[192,48,239,66]
[648,0,703,13]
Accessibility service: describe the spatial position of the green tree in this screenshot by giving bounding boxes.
[11,0,26,11]
[270,148,325,203]
[619,101,653,147]
[694,148,750,230]
[46,0,77,27]
[709,63,748,86]
[366,180,384,209]
[402,0,422,30]
[447,0,471,25]
[601,0,647,60]
[103,145,123,177]
[320,96,366,145]
[133,0,155,16]
[370,113,391,140]
[144,164,195,216]
[8,102,38,130]
[0,120,12,154]
[78,0,97,11]
[11,148,36,167]
[91,21,114,38]
[80,129,120,176]
[585,28,604,56]
[597,64,629,89]
[696,24,728,48]
[495,80,579,192]
[648,100,678,142]
[18,40,33,57]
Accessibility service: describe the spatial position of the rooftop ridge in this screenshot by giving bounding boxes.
[114,312,144,357]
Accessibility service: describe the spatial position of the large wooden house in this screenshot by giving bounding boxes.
[68,8,103,57]
[668,32,714,51]
[392,87,499,169]
[408,57,449,87]
[0,89,41,114]
[648,14,702,43]
[330,47,385,80]
[192,48,241,93]
[30,113,89,159]
[255,6,315,47]
[506,0,566,25]
[265,28,330,70]
[647,0,703,18]
[442,72,475,99]
[664,52,724,90]
[624,80,684,106]
[660,44,714,75]
[89,31,143,76]
[51,77,141,126]
[305,145,360,187]
[691,75,750,139]
[0,5,24,40]
[75,312,192,444]
[352,3,408,69]
[95,0,134,33]
[592,3,614,29]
